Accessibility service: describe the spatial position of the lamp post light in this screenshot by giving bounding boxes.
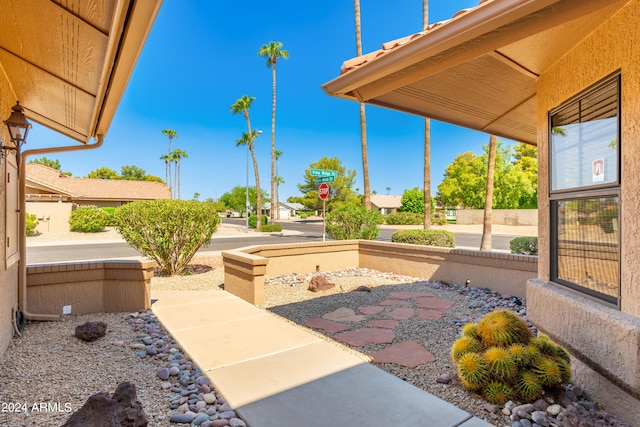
[1,101,31,160]
[245,129,262,232]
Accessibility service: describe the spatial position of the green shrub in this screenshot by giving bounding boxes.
[26,213,39,236]
[262,224,283,232]
[102,207,117,226]
[248,214,268,229]
[391,229,455,247]
[431,212,447,225]
[69,205,108,232]
[298,212,308,219]
[385,211,422,225]
[509,236,538,255]
[114,200,220,276]
[326,205,383,240]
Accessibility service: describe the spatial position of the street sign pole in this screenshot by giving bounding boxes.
[323,199,326,242]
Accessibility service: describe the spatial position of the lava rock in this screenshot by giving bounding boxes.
[63,382,148,426]
[74,321,107,342]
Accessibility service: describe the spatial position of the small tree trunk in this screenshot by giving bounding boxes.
[480,134,497,251]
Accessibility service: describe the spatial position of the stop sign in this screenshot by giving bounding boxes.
[319,183,330,200]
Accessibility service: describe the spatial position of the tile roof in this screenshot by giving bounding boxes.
[340,0,492,74]
[25,164,171,201]
[371,195,402,209]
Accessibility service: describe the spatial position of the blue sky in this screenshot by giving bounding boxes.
[28,0,501,202]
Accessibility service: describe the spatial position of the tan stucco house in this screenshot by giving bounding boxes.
[323,0,640,422]
[371,194,402,215]
[0,1,162,356]
[25,163,171,232]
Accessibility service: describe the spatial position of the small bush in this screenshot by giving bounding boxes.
[385,211,422,225]
[115,200,220,276]
[69,205,108,232]
[26,213,39,236]
[510,236,538,255]
[431,212,447,225]
[298,212,308,219]
[262,224,282,232]
[391,229,455,247]
[326,205,383,240]
[248,214,268,229]
[102,207,117,226]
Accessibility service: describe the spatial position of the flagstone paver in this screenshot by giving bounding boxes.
[379,299,409,306]
[414,297,456,310]
[333,328,396,346]
[418,309,445,320]
[359,306,384,315]
[389,291,436,299]
[366,319,399,329]
[322,307,367,322]
[371,340,436,368]
[388,307,415,320]
[305,317,352,334]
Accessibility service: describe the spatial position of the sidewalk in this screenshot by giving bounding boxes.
[151,290,493,427]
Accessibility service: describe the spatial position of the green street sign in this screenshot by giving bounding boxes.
[316,176,335,183]
[310,169,337,177]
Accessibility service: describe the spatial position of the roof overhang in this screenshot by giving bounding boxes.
[0,0,162,143]
[322,0,628,145]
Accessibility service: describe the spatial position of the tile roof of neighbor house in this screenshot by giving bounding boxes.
[280,202,306,211]
[371,195,402,209]
[25,164,171,201]
[340,0,492,75]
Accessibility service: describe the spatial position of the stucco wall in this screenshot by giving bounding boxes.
[0,79,19,356]
[455,209,538,226]
[534,0,640,420]
[26,201,73,233]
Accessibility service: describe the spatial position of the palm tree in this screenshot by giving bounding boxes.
[236,130,263,228]
[422,0,432,230]
[170,148,188,200]
[258,41,289,225]
[354,0,371,209]
[159,153,172,197]
[274,150,283,219]
[230,95,263,231]
[480,134,498,251]
[386,186,391,195]
[161,129,178,192]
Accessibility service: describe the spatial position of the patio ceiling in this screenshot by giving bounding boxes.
[322,0,628,145]
[0,0,162,143]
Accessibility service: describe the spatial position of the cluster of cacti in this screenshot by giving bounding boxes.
[451,310,572,404]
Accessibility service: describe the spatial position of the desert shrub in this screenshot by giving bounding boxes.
[385,211,422,225]
[114,200,220,276]
[325,205,383,240]
[431,212,447,225]
[69,205,108,232]
[26,213,39,236]
[261,224,282,232]
[391,229,455,247]
[102,207,117,226]
[510,236,538,255]
[298,212,308,219]
[452,310,571,404]
[248,214,268,229]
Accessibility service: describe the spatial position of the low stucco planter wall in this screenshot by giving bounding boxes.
[222,240,537,306]
[26,260,155,315]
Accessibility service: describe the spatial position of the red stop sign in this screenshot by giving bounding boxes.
[319,183,330,200]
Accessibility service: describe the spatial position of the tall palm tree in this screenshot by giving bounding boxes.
[161,129,178,192]
[480,134,498,251]
[258,41,289,225]
[236,130,263,227]
[170,148,188,200]
[274,150,284,220]
[422,0,432,230]
[159,153,172,197]
[230,95,263,231]
[354,0,371,209]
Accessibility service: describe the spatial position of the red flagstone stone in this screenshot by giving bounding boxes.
[359,306,384,315]
[388,307,415,320]
[371,340,436,368]
[366,319,399,329]
[414,297,455,310]
[417,309,444,320]
[333,328,396,347]
[379,299,409,306]
[322,307,367,322]
[389,291,435,299]
[304,318,352,334]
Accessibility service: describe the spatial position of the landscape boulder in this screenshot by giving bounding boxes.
[74,321,107,342]
[308,275,335,292]
[63,382,148,427]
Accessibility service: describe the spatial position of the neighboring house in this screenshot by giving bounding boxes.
[278,202,306,219]
[0,1,162,356]
[25,164,171,232]
[323,0,640,422]
[370,195,401,215]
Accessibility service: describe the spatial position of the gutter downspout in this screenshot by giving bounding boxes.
[17,135,104,322]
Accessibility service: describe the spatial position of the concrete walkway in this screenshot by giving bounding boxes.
[151,290,493,427]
